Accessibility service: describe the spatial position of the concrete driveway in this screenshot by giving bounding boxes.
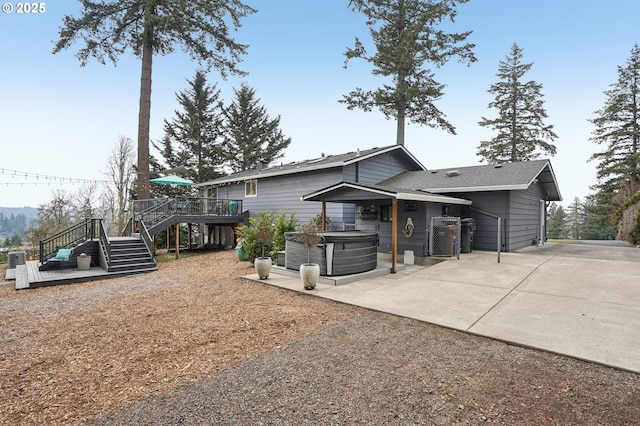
[249,241,640,373]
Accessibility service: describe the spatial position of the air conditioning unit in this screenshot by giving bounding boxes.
[343,223,356,231]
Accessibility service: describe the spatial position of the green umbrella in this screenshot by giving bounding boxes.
[150,175,194,186]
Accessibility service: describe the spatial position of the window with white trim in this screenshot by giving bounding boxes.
[245,179,257,197]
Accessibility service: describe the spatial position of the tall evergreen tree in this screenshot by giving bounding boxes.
[223,84,292,172]
[566,197,586,240]
[477,43,557,164]
[589,43,640,196]
[157,71,225,185]
[582,193,616,240]
[546,202,568,239]
[53,0,255,200]
[341,0,476,146]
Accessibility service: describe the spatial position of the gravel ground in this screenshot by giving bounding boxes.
[1,251,639,425]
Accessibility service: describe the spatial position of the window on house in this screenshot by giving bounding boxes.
[208,186,218,199]
[245,179,257,197]
[381,205,392,222]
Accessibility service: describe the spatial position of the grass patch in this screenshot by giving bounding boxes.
[154,246,228,263]
[154,250,209,264]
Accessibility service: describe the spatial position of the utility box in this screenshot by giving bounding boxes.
[8,251,26,269]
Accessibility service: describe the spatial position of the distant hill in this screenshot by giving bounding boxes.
[0,207,37,238]
[0,207,37,222]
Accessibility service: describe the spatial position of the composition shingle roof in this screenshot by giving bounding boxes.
[196,145,425,186]
[379,159,561,201]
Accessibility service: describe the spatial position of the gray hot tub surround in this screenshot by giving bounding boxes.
[284,231,378,276]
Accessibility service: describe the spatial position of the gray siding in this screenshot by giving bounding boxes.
[396,201,428,256]
[454,186,545,252]
[215,168,349,228]
[459,191,509,252]
[507,183,544,251]
[345,151,421,184]
[354,200,468,257]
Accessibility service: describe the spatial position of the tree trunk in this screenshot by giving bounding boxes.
[137,6,154,200]
[396,99,406,146]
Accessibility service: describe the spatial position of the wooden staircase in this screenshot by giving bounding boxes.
[107,236,157,273]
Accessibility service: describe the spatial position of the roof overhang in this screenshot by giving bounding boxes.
[302,182,472,205]
[422,161,562,201]
[196,145,427,187]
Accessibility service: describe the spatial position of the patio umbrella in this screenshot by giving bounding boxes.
[150,175,194,186]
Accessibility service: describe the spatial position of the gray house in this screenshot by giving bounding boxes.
[197,145,427,230]
[376,159,562,252]
[198,145,561,265]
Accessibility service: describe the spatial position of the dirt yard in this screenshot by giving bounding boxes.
[1,251,638,425]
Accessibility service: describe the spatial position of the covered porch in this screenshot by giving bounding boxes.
[302,181,472,273]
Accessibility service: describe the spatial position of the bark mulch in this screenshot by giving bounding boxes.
[0,251,638,425]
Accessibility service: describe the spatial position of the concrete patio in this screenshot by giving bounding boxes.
[246,241,640,373]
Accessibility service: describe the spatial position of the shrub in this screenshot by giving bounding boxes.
[237,211,275,262]
[273,211,298,254]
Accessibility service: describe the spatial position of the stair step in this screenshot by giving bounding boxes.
[106,237,156,273]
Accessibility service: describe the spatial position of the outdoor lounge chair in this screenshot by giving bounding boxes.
[48,248,73,270]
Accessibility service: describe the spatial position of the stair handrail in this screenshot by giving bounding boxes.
[98,219,111,264]
[122,217,133,237]
[39,218,96,263]
[138,219,155,260]
[136,198,173,228]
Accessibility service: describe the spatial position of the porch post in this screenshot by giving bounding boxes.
[391,198,398,273]
[175,223,180,259]
[322,202,327,231]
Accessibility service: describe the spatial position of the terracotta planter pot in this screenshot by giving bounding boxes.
[254,257,272,279]
[300,263,320,290]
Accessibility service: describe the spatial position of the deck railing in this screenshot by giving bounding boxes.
[138,219,154,258]
[39,218,102,263]
[133,197,243,228]
[98,219,111,264]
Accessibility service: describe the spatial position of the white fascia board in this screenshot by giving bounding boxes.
[534,161,562,201]
[343,145,427,170]
[396,192,472,205]
[301,183,396,201]
[423,184,530,193]
[198,161,345,187]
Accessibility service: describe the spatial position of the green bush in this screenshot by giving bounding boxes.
[237,211,275,262]
[273,211,298,254]
[237,211,300,262]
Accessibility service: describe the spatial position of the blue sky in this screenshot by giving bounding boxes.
[1,0,639,208]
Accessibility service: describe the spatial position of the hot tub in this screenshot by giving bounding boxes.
[284,231,378,276]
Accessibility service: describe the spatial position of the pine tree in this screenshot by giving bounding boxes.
[223,84,292,172]
[546,202,568,239]
[589,43,640,196]
[53,1,255,199]
[582,193,616,240]
[342,0,476,146]
[566,197,586,240]
[477,43,557,164]
[157,72,225,185]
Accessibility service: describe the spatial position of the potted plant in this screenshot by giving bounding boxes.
[252,212,275,279]
[235,238,247,261]
[298,219,322,290]
[77,252,91,270]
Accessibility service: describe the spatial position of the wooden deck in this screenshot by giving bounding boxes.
[10,261,156,290]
